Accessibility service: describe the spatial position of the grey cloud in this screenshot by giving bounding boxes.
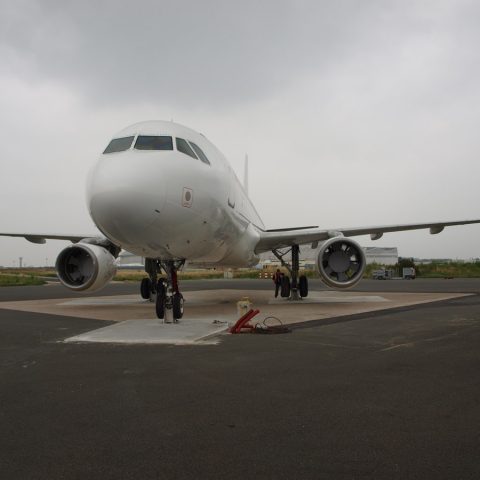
[3,0,463,109]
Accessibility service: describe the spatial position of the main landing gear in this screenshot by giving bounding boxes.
[272,245,308,301]
[141,258,185,322]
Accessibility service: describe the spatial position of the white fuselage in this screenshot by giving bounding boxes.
[86,121,264,267]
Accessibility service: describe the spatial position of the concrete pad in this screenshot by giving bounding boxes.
[65,317,230,345]
[0,289,471,345]
[268,293,388,304]
[61,297,145,306]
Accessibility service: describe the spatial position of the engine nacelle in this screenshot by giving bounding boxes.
[316,237,366,289]
[55,243,117,292]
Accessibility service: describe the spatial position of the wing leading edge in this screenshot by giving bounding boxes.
[254,219,480,253]
[0,233,100,244]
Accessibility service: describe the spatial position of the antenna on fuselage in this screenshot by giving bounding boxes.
[243,154,249,197]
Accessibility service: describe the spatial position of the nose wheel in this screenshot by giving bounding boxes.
[142,258,185,321]
[140,277,153,300]
[172,292,184,319]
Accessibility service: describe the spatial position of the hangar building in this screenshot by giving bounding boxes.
[363,247,398,265]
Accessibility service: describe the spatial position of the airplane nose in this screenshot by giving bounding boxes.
[87,156,166,245]
[89,188,160,240]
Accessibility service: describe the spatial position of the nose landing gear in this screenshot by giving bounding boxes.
[142,258,185,321]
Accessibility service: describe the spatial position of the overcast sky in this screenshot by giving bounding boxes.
[1,0,480,267]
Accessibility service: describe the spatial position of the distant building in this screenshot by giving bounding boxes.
[118,251,144,269]
[414,258,455,265]
[363,247,398,265]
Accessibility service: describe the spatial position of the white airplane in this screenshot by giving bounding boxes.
[2,120,480,320]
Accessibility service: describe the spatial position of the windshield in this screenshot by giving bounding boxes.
[176,138,198,159]
[189,142,210,165]
[135,136,173,150]
[103,136,134,154]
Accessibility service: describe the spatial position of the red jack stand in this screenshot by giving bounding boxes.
[230,309,260,334]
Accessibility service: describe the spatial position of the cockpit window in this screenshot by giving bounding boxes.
[176,138,198,159]
[103,136,134,154]
[135,135,173,150]
[189,142,210,165]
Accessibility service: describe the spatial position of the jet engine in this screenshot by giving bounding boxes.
[55,243,117,292]
[316,237,366,289]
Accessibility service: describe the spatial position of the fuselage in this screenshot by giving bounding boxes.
[86,121,264,267]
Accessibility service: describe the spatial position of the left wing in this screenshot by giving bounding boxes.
[255,219,480,253]
[0,232,101,244]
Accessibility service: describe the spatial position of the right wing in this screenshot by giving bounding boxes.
[255,219,480,253]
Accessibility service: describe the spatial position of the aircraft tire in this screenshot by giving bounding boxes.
[156,281,166,319]
[172,293,184,319]
[299,275,308,297]
[140,278,151,299]
[280,276,291,298]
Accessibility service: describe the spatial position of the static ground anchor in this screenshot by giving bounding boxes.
[230,309,260,334]
[230,309,291,334]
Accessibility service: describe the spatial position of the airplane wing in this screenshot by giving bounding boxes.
[255,219,480,253]
[0,232,100,244]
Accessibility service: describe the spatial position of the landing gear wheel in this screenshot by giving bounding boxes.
[155,280,166,319]
[299,275,308,298]
[172,293,184,319]
[280,276,291,298]
[140,278,151,299]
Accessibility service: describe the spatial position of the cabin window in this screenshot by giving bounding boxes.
[103,136,134,154]
[176,138,198,159]
[134,136,173,150]
[189,141,211,165]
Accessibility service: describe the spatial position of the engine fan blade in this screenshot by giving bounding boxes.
[331,242,342,252]
[349,261,360,273]
[337,272,348,282]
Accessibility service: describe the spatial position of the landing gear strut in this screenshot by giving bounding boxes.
[141,258,185,321]
[272,245,308,301]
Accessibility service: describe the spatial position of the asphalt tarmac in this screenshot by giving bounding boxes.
[1,278,480,479]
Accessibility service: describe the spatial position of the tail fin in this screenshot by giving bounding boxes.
[243,154,249,196]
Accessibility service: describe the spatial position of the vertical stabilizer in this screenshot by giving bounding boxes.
[243,154,249,196]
